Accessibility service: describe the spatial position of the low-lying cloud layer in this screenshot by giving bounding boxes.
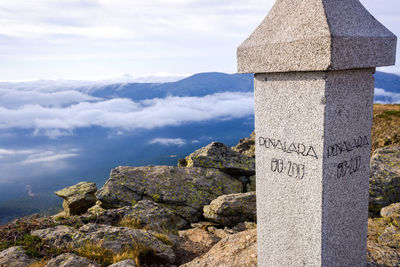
[375,88,400,104]
[0,89,254,137]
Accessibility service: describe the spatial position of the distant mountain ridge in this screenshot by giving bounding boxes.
[87,71,399,103]
[89,72,254,100]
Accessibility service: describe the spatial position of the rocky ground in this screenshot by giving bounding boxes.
[0,105,399,267]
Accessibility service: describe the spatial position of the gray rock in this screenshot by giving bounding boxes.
[367,240,400,267]
[55,182,97,216]
[96,166,243,222]
[32,225,78,247]
[0,246,37,267]
[44,253,99,267]
[185,142,255,176]
[108,259,137,267]
[32,224,175,264]
[182,229,257,267]
[381,203,400,226]
[232,132,255,158]
[120,200,188,232]
[246,175,256,192]
[369,147,400,214]
[77,224,175,263]
[203,192,256,227]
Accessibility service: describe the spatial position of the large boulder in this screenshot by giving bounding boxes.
[182,229,257,267]
[55,182,97,216]
[44,253,99,267]
[369,147,400,214]
[183,142,255,176]
[232,131,255,158]
[0,246,37,267]
[203,192,256,227]
[96,166,243,222]
[32,223,175,264]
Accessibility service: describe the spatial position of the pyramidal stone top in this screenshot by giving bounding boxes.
[237,0,397,73]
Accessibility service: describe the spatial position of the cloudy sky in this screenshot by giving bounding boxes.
[0,0,399,81]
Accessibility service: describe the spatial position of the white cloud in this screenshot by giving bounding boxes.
[0,92,254,136]
[20,151,79,165]
[149,138,186,146]
[0,88,100,108]
[374,88,400,103]
[0,146,80,182]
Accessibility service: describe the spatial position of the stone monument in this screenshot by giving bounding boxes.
[237,0,397,266]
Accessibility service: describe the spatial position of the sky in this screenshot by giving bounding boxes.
[0,0,399,81]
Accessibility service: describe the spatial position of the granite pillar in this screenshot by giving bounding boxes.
[237,0,397,266]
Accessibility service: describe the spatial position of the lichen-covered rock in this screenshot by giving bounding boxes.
[121,200,188,232]
[182,229,257,267]
[185,142,255,176]
[381,203,400,226]
[44,253,99,267]
[367,241,400,267]
[378,225,400,248]
[0,246,37,267]
[32,225,78,247]
[232,131,255,158]
[32,224,175,264]
[369,147,400,214]
[96,166,243,222]
[55,182,97,216]
[108,259,137,267]
[203,192,256,227]
[75,224,175,263]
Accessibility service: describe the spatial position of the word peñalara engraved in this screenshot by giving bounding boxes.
[327,136,369,158]
[259,136,318,159]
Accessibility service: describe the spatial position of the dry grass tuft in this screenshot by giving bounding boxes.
[153,232,173,246]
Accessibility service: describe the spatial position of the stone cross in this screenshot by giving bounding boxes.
[237,0,397,266]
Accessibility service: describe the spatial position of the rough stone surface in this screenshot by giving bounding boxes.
[369,147,400,214]
[367,215,400,266]
[32,225,78,247]
[232,132,255,158]
[367,241,400,267]
[0,246,37,267]
[32,224,175,263]
[55,182,97,216]
[121,200,188,232]
[254,69,374,266]
[108,259,137,267]
[237,0,397,73]
[96,166,243,222]
[381,202,400,225]
[44,253,100,267]
[185,142,255,176]
[178,228,221,249]
[182,229,257,267]
[203,192,256,227]
[246,175,256,192]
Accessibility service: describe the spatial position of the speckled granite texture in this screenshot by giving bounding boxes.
[254,69,374,266]
[237,0,397,73]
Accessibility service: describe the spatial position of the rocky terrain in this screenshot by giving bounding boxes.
[0,104,399,267]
